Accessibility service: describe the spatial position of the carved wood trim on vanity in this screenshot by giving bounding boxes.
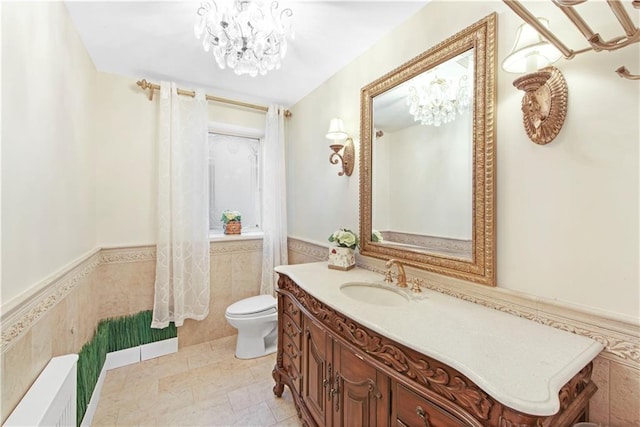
[273,274,597,427]
[287,238,640,369]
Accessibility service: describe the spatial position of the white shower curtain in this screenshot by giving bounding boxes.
[152,82,210,328]
[261,105,289,296]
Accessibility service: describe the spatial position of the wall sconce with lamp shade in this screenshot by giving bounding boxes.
[503,18,568,145]
[326,118,355,176]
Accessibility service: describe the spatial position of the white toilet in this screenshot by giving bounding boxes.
[225,294,278,359]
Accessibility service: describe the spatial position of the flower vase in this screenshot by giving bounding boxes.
[328,247,355,271]
[224,221,241,235]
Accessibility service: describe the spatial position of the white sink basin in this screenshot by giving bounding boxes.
[340,282,409,306]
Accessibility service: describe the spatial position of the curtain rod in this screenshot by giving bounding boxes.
[136,79,292,118]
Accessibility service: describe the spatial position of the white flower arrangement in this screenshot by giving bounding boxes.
[221,210,241,224]
[328,228,359,250]
[371,229,384,242]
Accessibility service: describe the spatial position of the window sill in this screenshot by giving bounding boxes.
[209,231,264,242]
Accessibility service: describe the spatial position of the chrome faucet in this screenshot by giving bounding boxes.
[385,259,407,288]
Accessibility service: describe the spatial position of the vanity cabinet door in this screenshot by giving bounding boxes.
[331,343,389,427]
[302,317,332,427]
[393,382,466,427]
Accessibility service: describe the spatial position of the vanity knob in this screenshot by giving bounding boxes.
[416,406,431,427]
[410,278,424,293]
[383,270,393,283]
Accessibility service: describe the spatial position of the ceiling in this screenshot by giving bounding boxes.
[65,1,430,107]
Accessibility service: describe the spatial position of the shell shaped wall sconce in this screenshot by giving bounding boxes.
[502,0,640,142]
[512,66,568,145]
[503,18,568,144]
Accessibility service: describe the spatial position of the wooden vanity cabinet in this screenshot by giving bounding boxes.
[273,274,597,427]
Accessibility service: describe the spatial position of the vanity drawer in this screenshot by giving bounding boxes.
[282,295,302,328]
[282,312,302,344]
[282,349,302,392]
[394,383,465,427]
[282,330,302,373]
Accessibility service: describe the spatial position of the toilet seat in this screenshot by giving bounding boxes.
[226,295,276,317]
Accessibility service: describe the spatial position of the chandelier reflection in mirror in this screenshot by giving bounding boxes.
[406,59,473,127]
[194,0,293,77]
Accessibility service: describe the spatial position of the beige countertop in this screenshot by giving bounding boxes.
[275,262,604,416]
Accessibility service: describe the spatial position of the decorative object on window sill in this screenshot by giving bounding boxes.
[221,210,242,235]
[326,118,355,177]
[503,18,567,145]
[502,0,640,80]
[224,221,242,235]
[194,0,293,77]
[328,228,359,270]
[406,70,472,127]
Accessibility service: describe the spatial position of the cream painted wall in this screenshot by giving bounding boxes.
[1,3,4,292]
[0,0,271,305]
[94,73,268,247]
[1,2,97,304]
[93,72,158,247]
[287,1,639,319]
[2,0,637,320]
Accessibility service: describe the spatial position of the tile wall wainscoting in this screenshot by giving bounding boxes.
[1,237,638,425]
[1,251,102,423]
[97,241,264,348]
[0,239,263,423]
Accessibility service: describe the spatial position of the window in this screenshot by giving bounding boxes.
[208,132,262,233]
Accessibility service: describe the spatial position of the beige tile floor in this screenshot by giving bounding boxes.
[92,335,303,426]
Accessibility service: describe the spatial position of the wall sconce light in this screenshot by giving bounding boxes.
[326,118,355,176]
[503,18,568,145]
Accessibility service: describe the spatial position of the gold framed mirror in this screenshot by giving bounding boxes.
[359,13,497,286]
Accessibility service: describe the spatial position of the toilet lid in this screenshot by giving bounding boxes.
[226,295,277,316]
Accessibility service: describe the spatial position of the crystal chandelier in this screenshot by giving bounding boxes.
[406,73,472,126]
[194,1,293,77]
